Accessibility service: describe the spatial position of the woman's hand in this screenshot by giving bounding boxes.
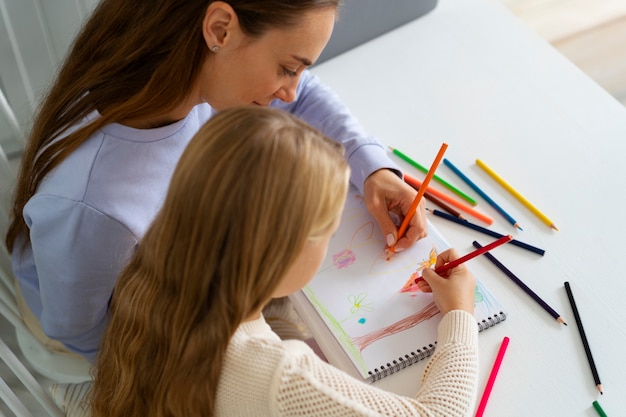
[363,169,427,251]
[418,248,476,315]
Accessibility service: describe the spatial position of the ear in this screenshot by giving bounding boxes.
[202,1,239,49]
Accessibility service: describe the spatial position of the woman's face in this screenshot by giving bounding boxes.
[201,7,336,110]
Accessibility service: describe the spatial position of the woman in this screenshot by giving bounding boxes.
[91,107,477,417]
[5,0,426,362]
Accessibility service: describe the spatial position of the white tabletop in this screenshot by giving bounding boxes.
[309,0,626,415]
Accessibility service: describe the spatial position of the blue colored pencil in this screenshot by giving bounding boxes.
[443,158,522,230]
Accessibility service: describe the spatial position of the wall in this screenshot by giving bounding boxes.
[0,0,97,156]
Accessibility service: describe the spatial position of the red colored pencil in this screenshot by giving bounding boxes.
[391,142,448,253]
[414,234,512,284]
[475,336,510,417]
[404,173,494,225]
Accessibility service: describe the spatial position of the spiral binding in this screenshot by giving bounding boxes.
[367,343,437,382]
[477,311,507,332]
[367,311,507,382]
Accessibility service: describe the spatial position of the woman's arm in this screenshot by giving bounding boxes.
[273,70,427,247]
[21,195,137,362]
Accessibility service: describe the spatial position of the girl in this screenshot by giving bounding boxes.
[91,107,478,417]
[6,0,426,363]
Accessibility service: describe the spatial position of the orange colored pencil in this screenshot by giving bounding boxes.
[392,142,448,253]
[404,173,494,225]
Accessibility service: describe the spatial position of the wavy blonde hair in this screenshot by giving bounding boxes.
[91,107,350,417]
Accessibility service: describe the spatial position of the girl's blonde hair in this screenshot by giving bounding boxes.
[6,0,340,252]
[91,107,350,417]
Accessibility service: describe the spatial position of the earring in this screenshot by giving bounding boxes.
[212,45,219,52]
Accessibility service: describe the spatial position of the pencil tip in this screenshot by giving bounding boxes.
[597,384,603,395]
[551,224,559,231]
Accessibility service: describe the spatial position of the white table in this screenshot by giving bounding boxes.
[307,0,626,415]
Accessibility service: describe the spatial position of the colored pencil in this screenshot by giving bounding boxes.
[413,235,512,284]
[475,336,510,417]
[444,158,523,230]
[474,241,566,325]
[564,281,603,395]
[593,400,608,417]
[389,146,477,205]
[476,159,558,231]
[427,208,545,256]
[404,173,494,225]
[391,143,448,253]
[424,193,465,219]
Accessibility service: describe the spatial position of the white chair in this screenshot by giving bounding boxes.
[1,145,66,417]
[0,114,91,386]
[0,336,65,417]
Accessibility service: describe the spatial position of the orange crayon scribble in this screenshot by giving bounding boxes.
[398,246,437,293]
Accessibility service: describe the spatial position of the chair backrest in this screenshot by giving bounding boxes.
[316,0,439,64]
[0,142,65,416]
[0,134,91,417]
[0,336,65,417]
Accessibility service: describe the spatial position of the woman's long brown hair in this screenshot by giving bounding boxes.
[5,0,339,253]
[90,107,350,416]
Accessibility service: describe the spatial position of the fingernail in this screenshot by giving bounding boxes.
[394,246,405,252]
[386,233,395,247]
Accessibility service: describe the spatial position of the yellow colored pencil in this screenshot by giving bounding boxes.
[476,159,558,231]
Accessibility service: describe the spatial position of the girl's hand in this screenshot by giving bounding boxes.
[418,248,476,315]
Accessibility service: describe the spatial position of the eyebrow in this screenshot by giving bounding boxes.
[292,55,313,67]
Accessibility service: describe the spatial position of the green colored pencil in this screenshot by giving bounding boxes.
[593,400,608,417]
[389,147,477,205]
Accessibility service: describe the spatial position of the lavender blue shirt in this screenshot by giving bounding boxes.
[12,71,400,362]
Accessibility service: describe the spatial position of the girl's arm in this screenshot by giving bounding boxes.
[272,310,479,416]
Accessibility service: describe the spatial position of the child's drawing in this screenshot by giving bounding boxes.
[352,302,439,351]
[303,188,505,378]
[325,222,375,271]
[339,292,374,324]
[399,246,438,294]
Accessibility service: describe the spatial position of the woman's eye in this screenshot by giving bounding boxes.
[282,67,298,77]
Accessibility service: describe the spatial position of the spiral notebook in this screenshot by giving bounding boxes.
[290,186,506,383]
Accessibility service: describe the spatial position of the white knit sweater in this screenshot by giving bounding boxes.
[50,310,478,416]
[216,310,479,416]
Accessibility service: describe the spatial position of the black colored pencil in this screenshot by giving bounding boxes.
[473,241,565,325]
[430,209,545,256]
[564,281,603,395]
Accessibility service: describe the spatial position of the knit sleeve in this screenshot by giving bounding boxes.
[270,310,479,417]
